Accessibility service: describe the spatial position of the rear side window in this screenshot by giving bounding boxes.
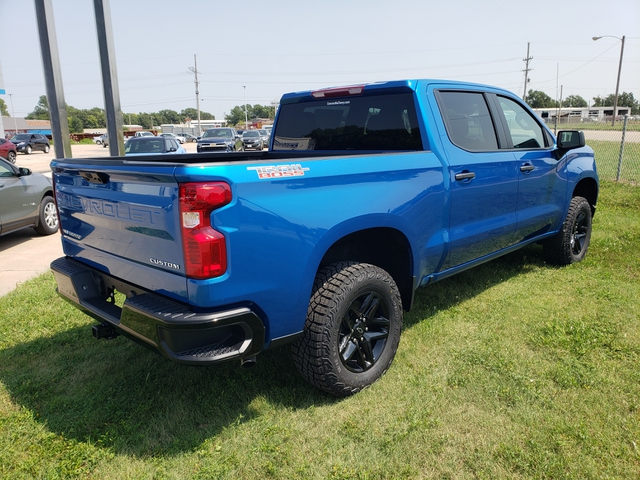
[497,96,547,149]
[273,92,423,151]
[437,91,498,152]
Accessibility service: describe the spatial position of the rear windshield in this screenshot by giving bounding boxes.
[272,92,423,151]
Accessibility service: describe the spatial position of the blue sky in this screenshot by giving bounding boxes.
[0,0,638,120]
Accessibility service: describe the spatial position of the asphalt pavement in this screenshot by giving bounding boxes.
[0,142,198,297]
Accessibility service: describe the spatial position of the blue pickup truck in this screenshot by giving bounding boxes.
[50,80,598,396]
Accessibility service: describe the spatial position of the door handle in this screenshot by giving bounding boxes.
[520,163,535,173]
[454,171,476,181]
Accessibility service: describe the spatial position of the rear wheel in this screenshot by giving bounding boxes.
[34,196,58,235]
[43,144,50,153]
[543,196,592,265]
[292,262,403,397]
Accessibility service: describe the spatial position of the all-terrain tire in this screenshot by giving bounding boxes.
[292,262,403,397]
[543,196,592,265]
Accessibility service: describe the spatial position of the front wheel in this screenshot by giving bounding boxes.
[292,262,403,397]
[543,196,592,265]
[7,151,16,163]
[33,196,59,235]
[25,145,32,154]
[43,144,50,153]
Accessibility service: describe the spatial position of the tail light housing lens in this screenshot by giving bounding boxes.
[179,182,232,279]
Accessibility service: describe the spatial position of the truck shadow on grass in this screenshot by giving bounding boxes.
[0,245,546,457]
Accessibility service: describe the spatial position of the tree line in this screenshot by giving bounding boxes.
[1,95,276,132]
[525,90,639,113]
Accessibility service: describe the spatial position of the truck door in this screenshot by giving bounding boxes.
[491,95,567,242]
[436,90,519,269]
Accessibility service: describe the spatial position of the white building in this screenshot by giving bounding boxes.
[532,105,632,123]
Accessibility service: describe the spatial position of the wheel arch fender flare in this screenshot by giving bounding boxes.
[301,214,417,313]
[572,175,599,217]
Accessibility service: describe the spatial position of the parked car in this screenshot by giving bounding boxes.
[124,136,186,156]
[0,139,18,164]
[258,129,270,147]
[241,130,264,150]
[159,133,185,144]
[93,134,106,145]
[10,133,50,154]
[197,128,243,152]
[134,131,155,138]
[176,133,198,143]
[0,157,58,237]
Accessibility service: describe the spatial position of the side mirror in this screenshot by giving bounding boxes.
[557,130,585,149]
[18,167,32,177]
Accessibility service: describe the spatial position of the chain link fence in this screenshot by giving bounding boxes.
[584,117,640,184]
[545,116,640,184]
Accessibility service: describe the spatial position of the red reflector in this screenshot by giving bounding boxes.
[179,182,232,279]
[311,85,365,98]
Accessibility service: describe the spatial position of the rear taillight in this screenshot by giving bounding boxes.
[179,182,232,279]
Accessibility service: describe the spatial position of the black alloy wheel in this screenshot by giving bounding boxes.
[338,289,391,373]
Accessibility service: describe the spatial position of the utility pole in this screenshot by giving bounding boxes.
[243,85,248,130]
[188,55,201,136]
[522,42,532,100]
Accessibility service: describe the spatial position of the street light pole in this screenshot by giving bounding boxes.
[8,93,18,135]
[243,85,248,130]
[593,35,625,126]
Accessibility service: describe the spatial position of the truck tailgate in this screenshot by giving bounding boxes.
[53,161,188,301]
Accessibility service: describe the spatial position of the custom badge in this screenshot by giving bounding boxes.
[247,164,310,179]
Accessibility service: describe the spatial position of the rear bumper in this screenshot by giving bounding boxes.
[50,256,265,365]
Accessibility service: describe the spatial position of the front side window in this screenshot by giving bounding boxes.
[437,91,498,152]
[497,96,547,149]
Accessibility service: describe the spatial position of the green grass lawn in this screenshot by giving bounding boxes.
[1,181,638,479]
